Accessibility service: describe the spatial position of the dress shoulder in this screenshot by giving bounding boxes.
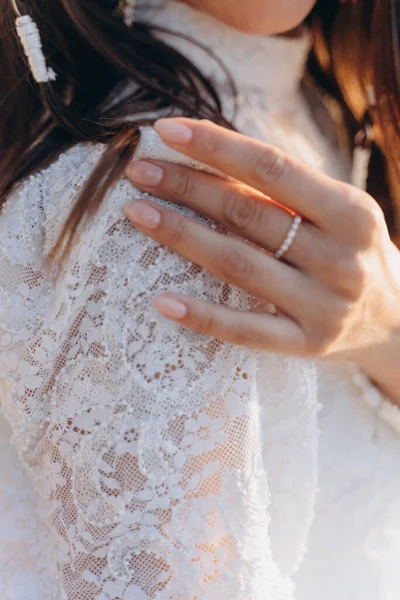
[0,131,320,598]
[0,136,297,599]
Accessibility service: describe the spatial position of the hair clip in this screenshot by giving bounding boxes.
[99,0,136,26]
[11,0,56,83]
[115,0,136,27]
[122,0,136,27]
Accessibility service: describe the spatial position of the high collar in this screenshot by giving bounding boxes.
[138,1,311,100]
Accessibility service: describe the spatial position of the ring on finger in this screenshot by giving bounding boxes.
[274,214,302,260]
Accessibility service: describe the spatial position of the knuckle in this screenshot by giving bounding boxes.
[199,127,221,156]
[252,146,286,184]
[169,215,188,248]
[194,311,216,337]
[223,189,259,233]
[235,327,270,349]
[306,337,331,359]
[305,301,349,357]
[217,245,254,284]
[356,207,382,240]
[169,169,194,200]
[325,252,367,295]
[346,190,385,245]
[306,328,337,358]
[340,260,367,300]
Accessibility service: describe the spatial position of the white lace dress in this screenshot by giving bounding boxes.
[1,3,400,599]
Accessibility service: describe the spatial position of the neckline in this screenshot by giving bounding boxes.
[138,0,312,98]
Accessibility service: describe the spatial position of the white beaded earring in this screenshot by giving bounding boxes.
[11,0,56,83]
[116,0,136,27]
[123,0,136,27]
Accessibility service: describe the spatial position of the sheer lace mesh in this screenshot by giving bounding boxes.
[0,139,318,598]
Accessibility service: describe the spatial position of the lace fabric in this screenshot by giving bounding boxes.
[294,360,400,600]
[0,135,319,598]
[0,417,59,599]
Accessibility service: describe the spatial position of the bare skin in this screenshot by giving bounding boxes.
[120,2,400,405]
[182,0,317,34]
[124,119,400,405]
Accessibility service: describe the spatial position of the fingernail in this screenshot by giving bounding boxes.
[127,161,163,187]
[155,119,193,145]
[152,295,188,319]
[124,201,161,229]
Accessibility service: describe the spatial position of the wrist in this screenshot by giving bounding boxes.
[351,332,400,406]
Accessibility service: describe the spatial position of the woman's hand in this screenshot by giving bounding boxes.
[124,118,400,401]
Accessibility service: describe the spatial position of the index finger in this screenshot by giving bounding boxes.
[154,118,346,228]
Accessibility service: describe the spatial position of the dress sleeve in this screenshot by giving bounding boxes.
[51,181,296,598]
[0,146,294,600]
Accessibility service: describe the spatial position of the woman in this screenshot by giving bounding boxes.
[0,0,400,598]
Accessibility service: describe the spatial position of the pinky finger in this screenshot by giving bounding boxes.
[152,293,307,356]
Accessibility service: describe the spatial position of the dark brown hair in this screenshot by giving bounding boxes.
[310,0,400,238]
[0,0,232,266]
[1,0,400,266]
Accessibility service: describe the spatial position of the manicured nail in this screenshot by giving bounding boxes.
[127,161,163,187]
[152,295,188,319]
[124,201,161,229]
[154,119,193,145]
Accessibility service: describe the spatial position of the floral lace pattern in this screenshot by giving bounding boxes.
[0,139,318,598]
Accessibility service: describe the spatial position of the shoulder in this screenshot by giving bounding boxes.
[42,142,140,257]
[0,129,236,340]
[3,125,211,262]
[0,143,109,266]
[30,126,201,255]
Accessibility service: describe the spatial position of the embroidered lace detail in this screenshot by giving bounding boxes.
[0,138,318,598]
